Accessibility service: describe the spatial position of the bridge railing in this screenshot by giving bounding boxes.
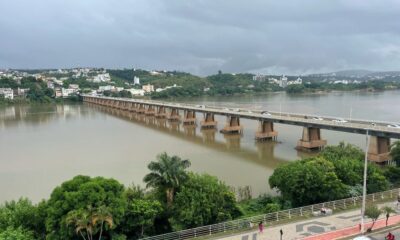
[140,188,400,240]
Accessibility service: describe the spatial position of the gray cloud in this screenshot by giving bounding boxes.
[0,0,400,75]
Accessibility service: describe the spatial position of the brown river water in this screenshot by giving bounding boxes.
[1,91,399,202]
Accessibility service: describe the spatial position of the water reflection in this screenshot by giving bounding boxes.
[88,103,288,169]
[0,104,90,129]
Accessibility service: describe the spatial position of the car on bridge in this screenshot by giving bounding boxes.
[388,124,400,128]
[332,118,348,123]
[312,117,324,121]
[261,111,272,116]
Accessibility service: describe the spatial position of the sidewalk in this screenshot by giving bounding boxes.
[220,202,400,240]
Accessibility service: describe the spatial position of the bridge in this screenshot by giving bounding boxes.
[82,95,400,163]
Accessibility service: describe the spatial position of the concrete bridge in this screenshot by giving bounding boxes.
[82,95,400,163]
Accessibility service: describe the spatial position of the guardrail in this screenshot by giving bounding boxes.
[140,188,400,240]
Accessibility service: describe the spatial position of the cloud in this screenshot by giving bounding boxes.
[0,0,400,75]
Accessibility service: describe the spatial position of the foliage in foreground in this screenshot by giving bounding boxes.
[269,143,389,206]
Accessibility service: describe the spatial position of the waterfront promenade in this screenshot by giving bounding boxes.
[221,202,400,240]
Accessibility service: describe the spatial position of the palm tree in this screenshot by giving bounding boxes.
[67,206,113,240]
[381,206,396,226]
[92,206,113,240]
[143,152,191,206]
[390,141,400,166]
[66,209,93,240]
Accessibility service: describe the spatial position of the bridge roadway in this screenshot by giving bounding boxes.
[82,95,400,162]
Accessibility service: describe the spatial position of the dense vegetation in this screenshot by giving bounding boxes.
[1,142,400,239]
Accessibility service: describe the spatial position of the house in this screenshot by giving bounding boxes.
[68,84,79,90]
[142,84,154,93]
[0,88,14,99]
[279,75,288,88]
[47,81,55,89]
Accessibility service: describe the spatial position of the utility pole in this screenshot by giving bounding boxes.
[360,129,370,233]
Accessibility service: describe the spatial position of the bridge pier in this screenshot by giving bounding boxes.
[167,108,181,121]
[255,120,278,141]
[200,113,217,129]
[220,116,243,134]
[296,127,327,150]
[145,105,156,115]
[128,102,136,112]
[155,106,167,118]
[368,136,391,163]
[137,104,145,114]
[183,110,196,125]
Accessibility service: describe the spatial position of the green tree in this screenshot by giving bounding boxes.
[286,84,305,94]
[143,153,191,207]
[0,198,46,239]
[0,227,35,240]
[321,142,364,161]
[121,199,162,238]
[381,206,395,226]
[364,204,381,232]
[269,158,347,206]
[173,173,242,229]
[390,141,400,166]
[46,175,126,240]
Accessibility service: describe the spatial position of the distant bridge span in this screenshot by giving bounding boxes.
[82,95,400,163]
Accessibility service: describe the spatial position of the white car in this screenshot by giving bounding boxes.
[313,117,324,121]
[388,124,400,128]
[261,111,271,116]
[332,118,348,123]
[232,108,240,112]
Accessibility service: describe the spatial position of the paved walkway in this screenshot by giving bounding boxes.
[220,202,400,240]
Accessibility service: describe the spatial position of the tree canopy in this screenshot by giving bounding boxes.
[173,173,242,229]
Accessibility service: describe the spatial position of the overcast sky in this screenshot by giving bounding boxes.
[0,0,399,75]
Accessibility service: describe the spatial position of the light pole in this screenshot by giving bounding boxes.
[360,129,370,233]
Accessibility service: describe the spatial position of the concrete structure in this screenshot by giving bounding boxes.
[368,136,391,163]
[255,120,278,140]
[82,95,400,163]
[297,127,327,150]
[220,116,243,134]
[200,113,217,129]
[183,110,196,125]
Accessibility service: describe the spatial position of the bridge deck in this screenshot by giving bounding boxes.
[82,95,400,139]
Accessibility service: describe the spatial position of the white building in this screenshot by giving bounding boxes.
[279,75,288,88]
[252,74,267,81]
[133,76,140,85]
[142,84,154,93]
[61,88,78,98]
[0,88,14,99]
[98,85,114,92]
[90,73,111,83]
[127,88,145,96]
[287,77,303,85]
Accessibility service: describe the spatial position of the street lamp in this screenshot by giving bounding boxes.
[360,129,370,233]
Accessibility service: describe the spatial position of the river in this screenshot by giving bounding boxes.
[1,91,400,202]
